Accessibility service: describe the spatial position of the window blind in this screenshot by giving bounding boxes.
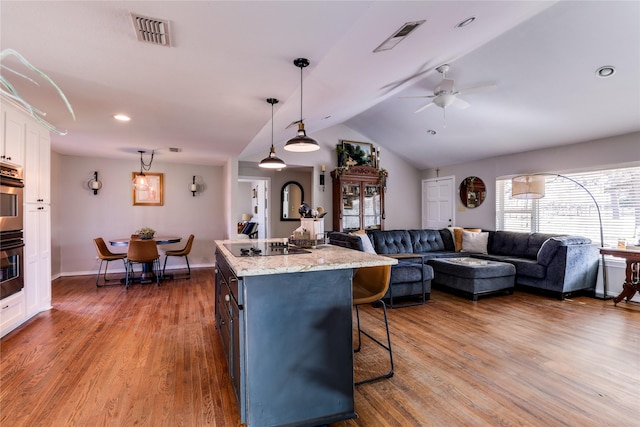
[496,166,640,247]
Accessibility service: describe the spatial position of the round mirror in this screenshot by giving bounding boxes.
[281,181,304,221]
[459,176,486,208]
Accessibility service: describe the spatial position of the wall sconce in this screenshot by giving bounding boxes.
[87,171,102,195]
[320,164,326,192]
[190,175,199,196]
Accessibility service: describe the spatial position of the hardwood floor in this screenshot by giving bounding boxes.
[1,269,638,426]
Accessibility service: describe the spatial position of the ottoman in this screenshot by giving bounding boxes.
[428,257,515,301]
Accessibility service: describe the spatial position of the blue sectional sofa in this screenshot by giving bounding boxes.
[328,229,599,305]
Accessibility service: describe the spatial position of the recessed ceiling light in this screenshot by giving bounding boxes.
[113,114,131,121]
[595,66,616,78]
[455,17,476,28]
[427,129,437,135]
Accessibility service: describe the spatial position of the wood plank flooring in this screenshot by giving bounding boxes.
[1,269,638,426]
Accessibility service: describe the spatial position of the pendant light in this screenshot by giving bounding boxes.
[284,58,319,152]
[259,98,287,169]
[133,150,154,190]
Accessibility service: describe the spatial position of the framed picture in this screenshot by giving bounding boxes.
[338,140,376,167]
[132,172,164,206]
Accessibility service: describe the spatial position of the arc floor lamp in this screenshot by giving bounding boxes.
[512,174,609,299]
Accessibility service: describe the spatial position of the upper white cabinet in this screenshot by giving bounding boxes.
[25,123,51,204]
[1,107,26,166]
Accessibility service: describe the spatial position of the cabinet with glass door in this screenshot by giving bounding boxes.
[331,166,385,232]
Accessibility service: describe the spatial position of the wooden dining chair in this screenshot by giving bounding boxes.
[125,239,161,289]
[352,264,394,386]
[162,234,195,279]
[93,237,127,287]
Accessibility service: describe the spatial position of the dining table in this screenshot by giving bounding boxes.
[109,236,182,282]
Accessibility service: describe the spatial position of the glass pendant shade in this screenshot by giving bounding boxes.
[133,172,149,191]
[512,175,545,199]
[259,97,287,169]
[132,150,154,190]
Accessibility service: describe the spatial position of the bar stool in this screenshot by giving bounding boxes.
[352,264,394,386]
[93,237,127,287]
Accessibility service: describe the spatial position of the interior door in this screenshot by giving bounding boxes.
[422,177,454,229]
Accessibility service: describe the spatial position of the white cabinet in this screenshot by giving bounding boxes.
[0,291,26,337]
[25,123,51,204]
[25,204,52,314]
[1,107,26,166]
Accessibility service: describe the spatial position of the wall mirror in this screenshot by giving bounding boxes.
[281,181,304,221]
[459,176,486,208]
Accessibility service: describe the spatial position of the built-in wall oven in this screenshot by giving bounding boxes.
[1,163,24,232]
[1,230,24,299]
[0,163,25,299]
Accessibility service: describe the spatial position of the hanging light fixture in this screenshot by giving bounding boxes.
[284,58,319,152]
[259,98,287,169]
[132,150,154,191]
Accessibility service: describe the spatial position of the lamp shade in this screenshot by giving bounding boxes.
[284,122,319,152]
[512,175,545,199]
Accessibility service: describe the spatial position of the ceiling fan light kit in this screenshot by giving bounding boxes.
[403,63,495,114]
[284,58,319,152]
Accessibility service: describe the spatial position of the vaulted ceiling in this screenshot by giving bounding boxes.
[1,1,638,169]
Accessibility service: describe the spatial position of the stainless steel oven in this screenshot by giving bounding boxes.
[1,230,24,299]
[0,163,24,233]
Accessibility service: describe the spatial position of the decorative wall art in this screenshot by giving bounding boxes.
[132,172,164,206]
[337,140,377,168]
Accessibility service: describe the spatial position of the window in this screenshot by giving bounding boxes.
[496,166,640,247]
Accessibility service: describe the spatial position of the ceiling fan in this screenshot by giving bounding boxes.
[402,64,496,113]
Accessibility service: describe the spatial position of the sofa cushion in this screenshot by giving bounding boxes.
[409,229,446,253]
[504,258,547,279]
[447,227,464,251]
[488,231,529,257]
[369,230,413,255]
[391,259,434,283]
[350,232,376,254]
[328,231,363,251]
[461,231,489,254]
[526,233,560,259]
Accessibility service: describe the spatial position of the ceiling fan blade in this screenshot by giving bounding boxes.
[415,102,435,113]
[399,95,436,99]
[457,83,497,95]
[285,119,302,129]
[451,97,470,109]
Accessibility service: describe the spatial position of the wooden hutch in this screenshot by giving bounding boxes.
[331,166,386,232]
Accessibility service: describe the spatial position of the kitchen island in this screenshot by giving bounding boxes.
[215,239,397,427]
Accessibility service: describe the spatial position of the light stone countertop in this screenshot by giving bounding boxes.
[215,239,397,277]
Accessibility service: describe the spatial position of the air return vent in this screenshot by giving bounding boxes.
[373,20,425,52]
[131,13,171,46]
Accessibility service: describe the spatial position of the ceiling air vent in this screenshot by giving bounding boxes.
[131,13,171,46]
[373,20,425,53]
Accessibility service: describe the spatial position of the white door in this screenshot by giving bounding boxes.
[422,176,455,229]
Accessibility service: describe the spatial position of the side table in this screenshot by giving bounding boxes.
[599,248,640,305]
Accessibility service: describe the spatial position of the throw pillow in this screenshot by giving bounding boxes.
[349,232,376,254]
[461,231,489,254]
[447,227,464,252]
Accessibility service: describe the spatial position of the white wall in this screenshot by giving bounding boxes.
[52,154,225,276]
[422,132,640,230]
